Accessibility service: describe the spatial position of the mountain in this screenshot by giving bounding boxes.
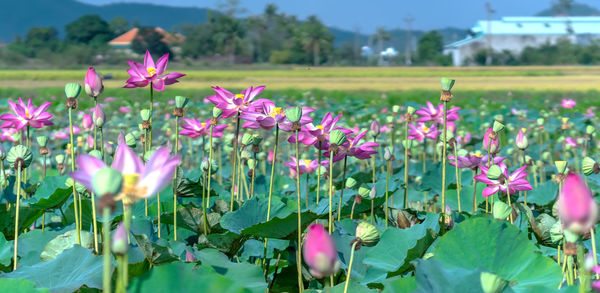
[536,2,600,16]
[0,0,213,42]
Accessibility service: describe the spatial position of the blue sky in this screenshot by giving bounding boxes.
[80,0,600,33]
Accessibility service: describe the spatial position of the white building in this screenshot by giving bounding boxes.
[444,16,600,66]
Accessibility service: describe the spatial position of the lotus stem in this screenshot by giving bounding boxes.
[453,144,461,212]
[173,116,179,241]
[343,241,359,293]
[404,121,409,209]
[337,155,347,221]
[103,207,111,293]
[148,84,154,149]
[263,125,280,267]
[472,169,478,214]
[294,130,304,292]
[230,113,241,209]
[93,97,98,151]
[91,192,98,253]
[207,125,214,206]
[328,151,334,234]
[592,228,599,279]
[202,172,209,235]
[13,161,21,271]
[69,108,81,245]
[506,179,513,224]
[441,101,448,212]
[316,142,322,204]
[385,159,391,228]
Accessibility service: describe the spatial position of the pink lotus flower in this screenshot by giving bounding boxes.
[119,106,131,114]
[449,152,505,169]
[288,113,350,149]
[124,50,185,91]
[52,130,69,140]
[207,86,266,118]
[511,108,528,116]
[483,128,499,154]
[325,130,379,162]
[284,156,327,178]
[268,150,275,163]
[408,123,439,142]
[457,132,471,146]
[561,99,576,109]
[104,97,116,103]
[415,101,460,125]
[179,118,227,138]
[70,143,180,202]
[240,101,314,132]
[565,137,577,148]
[558,173,598,234]
[85,66,104,97]
[0,98,53,130]
[0,128,17,142]
[82,113,93,131]
[585,107,596,118]
[475,163,533,197]
[302,223,340,278]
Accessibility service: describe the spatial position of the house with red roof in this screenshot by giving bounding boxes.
[108,27,185,54]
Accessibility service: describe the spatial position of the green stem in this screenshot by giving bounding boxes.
[173,116,179,241]
[13,161,21,271]
[506,179,513,224]
[328,151,334,234]
[69,108,81,245]
[103,207,111,293]
[454,145,461,212]
[91,192,98,253]
[337,155,347,221]
[230,114,241,211]
[294,130,303,292]
[385,160,391,228]
[24,126,29,183]
[94,97,98,151]
[148,84,154,150]
[207,126,214,208]
[202,172,209,235]
[441,101,447,213]
[316,143,322,204]
[263,125,279,268]
[343,241,358,293]
[472,169,478,214]
[592,228,599,279]
[404,121,409,209]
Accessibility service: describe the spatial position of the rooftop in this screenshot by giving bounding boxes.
[108,27,185,46]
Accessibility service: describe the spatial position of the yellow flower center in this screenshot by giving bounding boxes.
[473,152,483,158]
[562,117,569,123]
[235,94,244,99]
[421,125,430,132]
[521,128,527,133]
[316,125,324,130]
[304,159,312,167]
[25,110,31,118]
[269,107,284,118]
[201,122,206,128]
[147,67,157,77]
[119,174,141,205]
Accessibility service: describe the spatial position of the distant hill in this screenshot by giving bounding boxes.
[536,2,600,16]
[0,0,212,42]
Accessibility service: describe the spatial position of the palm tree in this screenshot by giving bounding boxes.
[300,15,333,66]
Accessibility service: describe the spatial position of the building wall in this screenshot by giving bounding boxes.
[445,34,594,66]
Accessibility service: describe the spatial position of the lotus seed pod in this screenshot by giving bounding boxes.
[329,130,347,146]
[385,116,394,123]
[555,161,568,174]
[55,154,65,164]
[247,159,256,169]
[586,125,595,135]
[492,201,512,220]
[440,77,455,91]
[536,118,544,126]
[542,152,551,161]
[345,177,357,189]
[36,136,49,148]
[241,133,254,146]
[355,222,380,247]
[358,186,370,198]
[486,165,502,180]
[582,157,597,176]
[66,178,87,194]
[64,83,82,98]
[125,133,136,148]
[390,105,400,114]
[251,135,263,145]
[286,106,302,123]
[92,167,123,196]
[140,109,151,121]
[175,96,189,108]
[480,271,508,293]
[212,107,223,118]
[493,115,503,123]
[241,150,252,160]
[112,222,128,255]
[7,145,32,169]
[406,106,416,115]
[561,117,569,124]
[88,150,102,160]
[492,121,505,133]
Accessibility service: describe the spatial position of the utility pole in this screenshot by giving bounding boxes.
[485,2,495,66]
[353,25,360,65]
[404,16,414,66]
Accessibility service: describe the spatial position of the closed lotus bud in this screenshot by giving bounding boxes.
[555,161,568,174]
[355,222,380,247]
[105,142,114,156]
[384,146,393,161]
[370,120,381,137]
[112,222,128,255]
[492,201,512,220]
[582,157,597,176]
[358,186,370,198]
[125,133,136,148]
[392,105,401,113]
[0,146,6,160]
[93,105,105,128]
[444,206,454,229]
[486,165,502,180]
[55,154,65,164]
[84,67,103,98]
[329,130,347,146]
[92,167,123,196]
[345,177,357,189]
[64,83,82,98]
[492,121,504,133]
[175,96,189,108]
[185,250,196,262]
[406,106,416,115]
[212,107,223,118]
[302,223,340,278]
[480,271,508,293]
[369,185,376,200]
[586,125,595,135]
[140,109,151,121]
[441,77,455,91]
[515,128,528,150]
[241,133,254,146]
[36,136,48,148]
[558,173,598,235]
[7,145,32,169]
[483,128,500,154]
[286,106,302,123]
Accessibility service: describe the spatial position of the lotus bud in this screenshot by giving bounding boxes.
[558,173,598,235]
[493,114,503,122]
[84,67,104,98]
[542,152,551,161]
[492,121,504,133]
[93,105,105,128]
[355,222,380,247]
[492,201,512,220]
[582,157,598,176]
[515,128,528,150]
[64,83,82,99]
[370,120,381,137]
[358,186,370,198]
[0,146,6,160]
[7,145,32,170]
[185,250,196,262]
[105,142,114,156]
[125,133,136,148]
[406,106,416,115]
[92,167,123,196]
[369,185,376,200]
[286,106,302,123]
[480,271,508,293]
[302,223,340,278]
[384,146,393,161]
[111,222,128,255]
[345,177,357,189]
[586,125,595,135]
[555,161,568,174]
[212,107,223,118]
[486,165,502,180]
[329,130,347,146]
[175,96,189,108]
[241,133,254,146]
[140,109,151,121]
[36,136,48,148]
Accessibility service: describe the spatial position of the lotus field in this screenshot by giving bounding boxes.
[0,52,598,293]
